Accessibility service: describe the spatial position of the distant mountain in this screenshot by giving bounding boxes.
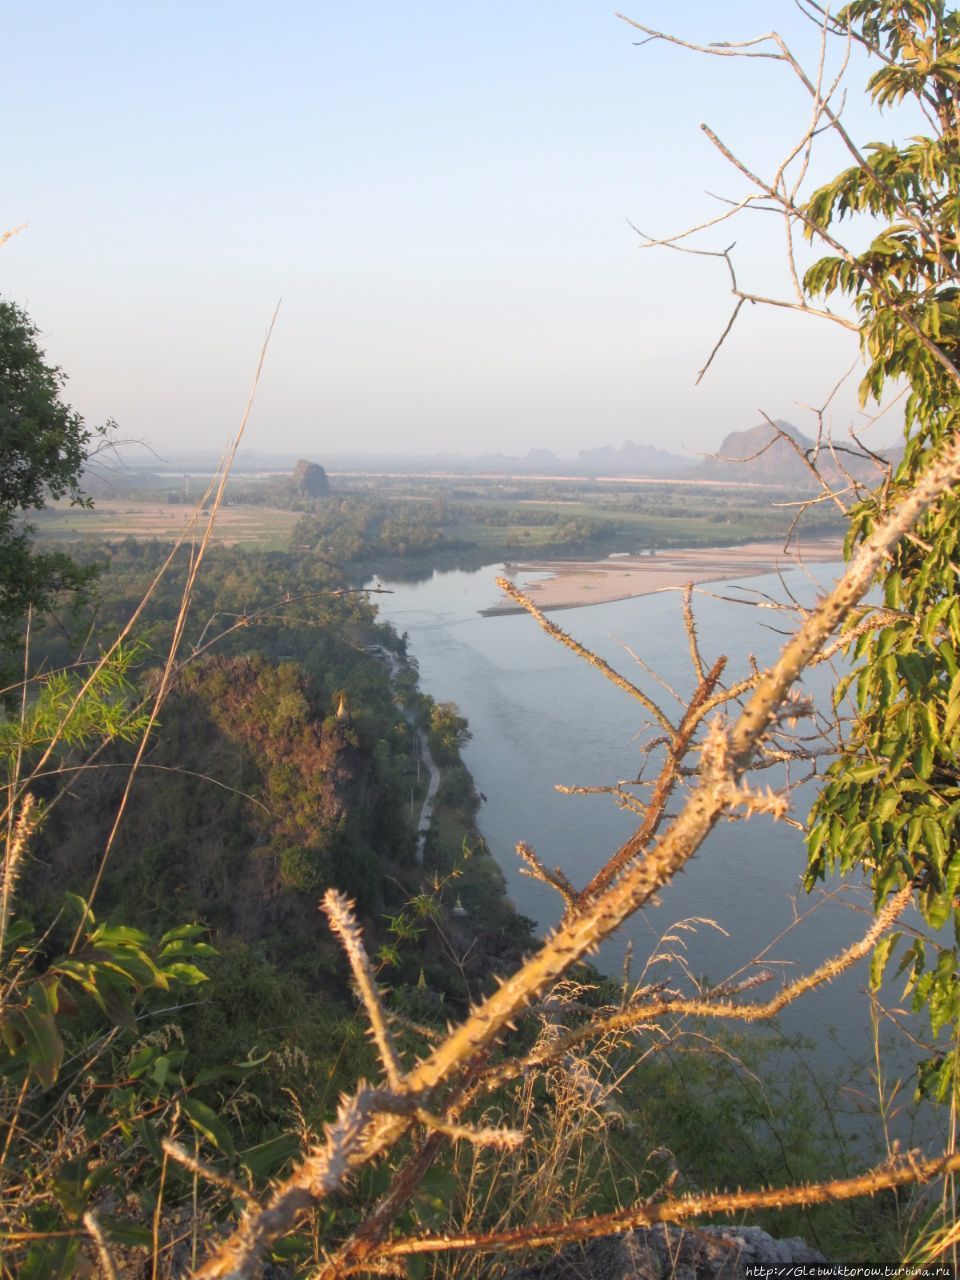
[524,447,560,467]
[118,442,696,478]
[575,440,694,476]
[695,420,896,488]
[118,448,308,473]
[118,430,902,486]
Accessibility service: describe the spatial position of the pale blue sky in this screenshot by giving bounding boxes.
[3,3,905,459]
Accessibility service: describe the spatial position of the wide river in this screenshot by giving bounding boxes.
[370,558,940,1148]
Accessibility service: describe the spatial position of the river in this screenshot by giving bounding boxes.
[370,558,942,1150]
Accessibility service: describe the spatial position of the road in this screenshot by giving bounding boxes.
[374,644,441,863]
[413,728,441,862]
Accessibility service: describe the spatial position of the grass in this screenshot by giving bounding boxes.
[31,500,298,552]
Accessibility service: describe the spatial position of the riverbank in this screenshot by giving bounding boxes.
[482,538,844,613]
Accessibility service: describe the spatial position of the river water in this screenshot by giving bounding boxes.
[370,559,941,1148]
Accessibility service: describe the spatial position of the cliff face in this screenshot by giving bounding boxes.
[695,420,894,488]
[35,653,415,961]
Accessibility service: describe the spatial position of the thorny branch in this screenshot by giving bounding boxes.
[495,577,675,733]
[473,883,913,1096]
[191,423,960,1279]
[375,1149,960,1261]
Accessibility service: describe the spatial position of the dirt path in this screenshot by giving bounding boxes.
[413,728,441,863]
[376,647,441,863]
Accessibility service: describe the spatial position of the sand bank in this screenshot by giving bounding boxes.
[482,539,844,614]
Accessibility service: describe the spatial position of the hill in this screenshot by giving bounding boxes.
[695,420,895,488]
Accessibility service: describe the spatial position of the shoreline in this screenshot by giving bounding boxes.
[481,538,845,614]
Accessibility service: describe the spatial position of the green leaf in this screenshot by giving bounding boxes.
[158,923,208,945]
[158,938,217,960]
[241,1132,301,1181]
[3,919,35,953]
[161,962,210,986]
[5,987,65,1088]
[63,892,95,928]
[92,970,137,1032]
[134,1116,165,1165]
[182,1096,236,1158]
[21,1237,83,1280]
[870,933,902,991]
[100,1219,153,1248]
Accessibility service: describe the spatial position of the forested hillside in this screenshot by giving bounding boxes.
[1,537,537,1277]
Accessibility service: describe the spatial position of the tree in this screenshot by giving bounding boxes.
[797,0,960,1101]
[0,297,103,650]
[428,699,471,765]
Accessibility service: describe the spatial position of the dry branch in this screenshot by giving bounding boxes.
[495,577,674,733]
[322,891,403,1089]
[474,882,912,1096]
[376,1149,960,1261]
[191,422,960,1280]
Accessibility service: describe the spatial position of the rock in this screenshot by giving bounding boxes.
[290,460,330,498]
[501,1224,828,1279]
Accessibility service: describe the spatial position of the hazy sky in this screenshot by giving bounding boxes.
[4,3,908,460]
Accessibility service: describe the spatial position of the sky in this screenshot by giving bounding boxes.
[3,3,911,461]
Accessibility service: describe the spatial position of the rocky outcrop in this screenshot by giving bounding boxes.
[291,459,330,498]
[503,1225,828,1279]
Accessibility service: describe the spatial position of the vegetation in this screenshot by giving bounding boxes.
[5,2,960,1276]
[0,298,106,657]
[31,468,848,571]
[799,0,960,1105]
[285,476,846,574]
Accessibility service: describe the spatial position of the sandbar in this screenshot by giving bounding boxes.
[482,539,844,614]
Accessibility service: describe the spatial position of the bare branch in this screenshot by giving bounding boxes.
[616,14,784,60]
[495,577,675,734]
[161,1140,258,1209]
[378,1148,960,1260]
[0,224,27,249]
[516,842,579,911]
[681,583,706,682]
[191,413,960,1280]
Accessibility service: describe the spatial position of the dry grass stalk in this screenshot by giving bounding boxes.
[83,1209,120,1280]
[0,792,37,958]
[71,303,282,941]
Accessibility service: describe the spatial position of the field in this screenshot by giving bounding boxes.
[31,500,298,551]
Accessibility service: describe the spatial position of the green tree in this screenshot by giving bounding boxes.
[795,0,960,1099]
[0,297,105,652]
[428,699,471,765]
[624,0,960,1100]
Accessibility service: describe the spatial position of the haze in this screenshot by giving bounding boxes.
[4,3,904,461]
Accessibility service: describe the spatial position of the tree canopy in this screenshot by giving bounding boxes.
[0,297,102,650]
[798,0,960,1098]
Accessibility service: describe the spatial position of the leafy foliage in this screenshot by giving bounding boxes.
[803,0,960,1096]
[0,298,106,657]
